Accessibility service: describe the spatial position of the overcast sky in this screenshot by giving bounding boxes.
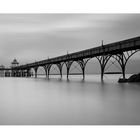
[0,14,140,70]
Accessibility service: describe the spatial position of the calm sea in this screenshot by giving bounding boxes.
[0,74,140,125]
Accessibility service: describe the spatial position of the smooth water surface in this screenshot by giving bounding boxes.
[0,74,140,125]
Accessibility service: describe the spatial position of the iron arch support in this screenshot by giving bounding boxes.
[56,63,63,78]
[42,65,48,78]
[34,66,38,78]
[124,50,140,66]
[65,58,91,80]
[111,49,140,79]
[77,58,91,80]
[96,55,112,81]
[47,63,63,79]
[26,68,31,77]
[46,64,52,79]
[65,61,74,80]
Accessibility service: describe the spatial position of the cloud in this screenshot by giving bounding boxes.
[0,14,94,34]
[0,14,140,72]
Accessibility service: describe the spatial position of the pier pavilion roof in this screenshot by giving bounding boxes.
[11,59,19,65]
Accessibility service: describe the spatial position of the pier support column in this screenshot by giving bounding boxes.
[114,53,126,79]
[26,69,30,77]
[77,59,90,80]
[101,66,105,81]
[96,55,111,81]
[78,60,85,80]
[120,53,126,79]
[22,70,25,77]
[47,64,52,79]
[43,65,48,78]
[65,61,73,80]
[60,68,62,79]
[34,67,38,78]
[112,53,126,79]
[57,63,63,79]
[66,67,70,80]
[82,67,85,80]
[112,50,140,79]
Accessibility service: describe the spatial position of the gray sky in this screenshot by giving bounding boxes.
[0,14,140,73]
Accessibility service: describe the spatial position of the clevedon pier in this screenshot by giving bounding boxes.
[1,36,140,81]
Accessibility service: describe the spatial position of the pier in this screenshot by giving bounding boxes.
[1,36,140,81]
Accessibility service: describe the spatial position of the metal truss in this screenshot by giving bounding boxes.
[111,49,140,79]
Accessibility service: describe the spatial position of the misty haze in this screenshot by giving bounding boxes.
[0,14,140,125]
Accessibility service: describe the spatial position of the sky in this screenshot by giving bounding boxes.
[0,14,140,73]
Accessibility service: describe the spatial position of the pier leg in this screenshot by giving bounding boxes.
[122,65,126,79]
[47,66,51,79]
[57,63,63,79]
[35,71,37,78]
[119,53,126,79]
[112,50,140,80]
[96,55,111,81]
[101,66,104,81]
[43,65,48,78]
[26,69,30,77]
[112,53,128,79]
[77,59,90,81]
[60,68,62,79]
[45,69,48,78]
[65,61,73,80]
[34,67,38,78]
[82,67,85,80]
[66,67,70,80]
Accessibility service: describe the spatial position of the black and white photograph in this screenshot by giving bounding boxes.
[0,14,140,125]
[0,0,140,139]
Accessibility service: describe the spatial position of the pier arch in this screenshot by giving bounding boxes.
[29,67,36,77]
[36,66,47,78]
[64,59,90,80]
[85,57,100,75]
[111,49,140,79]
[47,63,62,79]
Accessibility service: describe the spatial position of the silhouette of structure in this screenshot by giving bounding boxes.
[11,59,19,77]
[0,65,5,77]
[1,36,140,81]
